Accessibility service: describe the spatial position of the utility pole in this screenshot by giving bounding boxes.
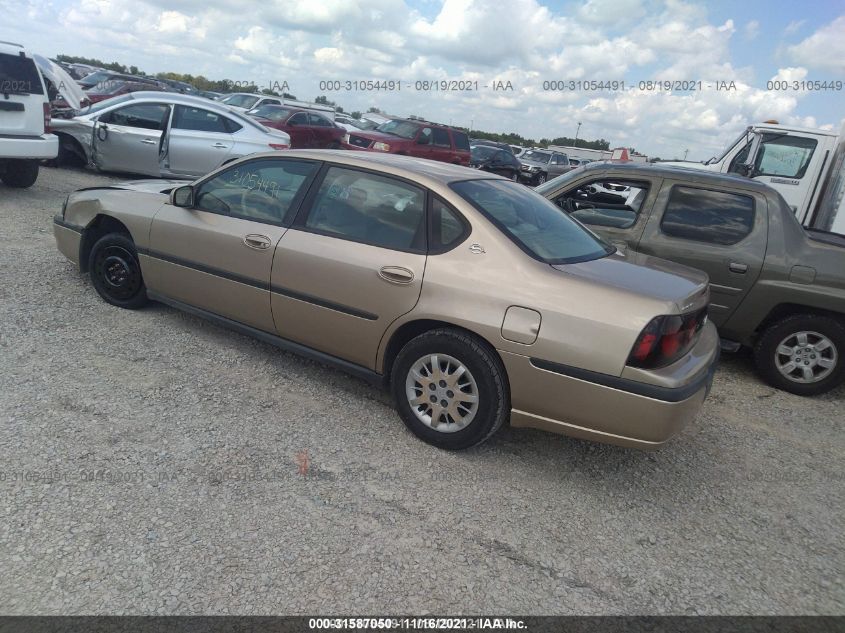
[683,148,689,160]
[574,122,582,147]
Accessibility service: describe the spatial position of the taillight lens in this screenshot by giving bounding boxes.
[627,308,707,369]
[268,143,289,150]
[43,102,51,133]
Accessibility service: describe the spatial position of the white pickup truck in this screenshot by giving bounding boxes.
[663,121,845,235]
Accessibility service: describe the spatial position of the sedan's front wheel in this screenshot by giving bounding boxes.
[391,328,509,450]
[88,233,148,310]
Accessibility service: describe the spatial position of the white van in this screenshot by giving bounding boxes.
[0,40,58,188]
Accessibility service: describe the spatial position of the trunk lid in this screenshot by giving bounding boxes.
[552,250,710,313]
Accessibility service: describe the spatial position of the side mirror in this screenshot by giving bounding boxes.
[417,135,430,145]
[287,119,297,126]
[171,185,194,208]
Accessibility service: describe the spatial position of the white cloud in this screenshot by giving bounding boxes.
[744,20,760,40]
[787,17,845,73]
[784,19,806,35]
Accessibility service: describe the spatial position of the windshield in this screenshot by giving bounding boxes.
[709,129,749,165]
[522,150,551,163]
[471,145,498,160]
[452,179,613,264]
[223,94,260,109]
[79,70,113,85]
[250,105,293,121]
[375,119,420,139]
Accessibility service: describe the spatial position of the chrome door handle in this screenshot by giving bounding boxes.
[212,143,228,149]
[140,138,157,145]
[729,262,748,274]
[378,266,414,284]
[243,234,271,250]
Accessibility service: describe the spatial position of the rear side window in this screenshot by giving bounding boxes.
[0,53,44,95]
[101,103,169,130]
[303,166,426,252]
[430,196,469,253]
[172,106,229,133]
[432,128,451,147]
[452,131,470,151]
[661,186,755,245]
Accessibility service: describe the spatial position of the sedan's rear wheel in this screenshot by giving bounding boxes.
[88,233,148,309]
[391,328,509,449]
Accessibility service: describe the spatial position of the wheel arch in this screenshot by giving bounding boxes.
[79,214,133,273]
[755,303,845,337]
[379,318,508,390]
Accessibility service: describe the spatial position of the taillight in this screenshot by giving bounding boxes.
[627,308,707,369]
[43,102,51,133]
[268,143,289,150]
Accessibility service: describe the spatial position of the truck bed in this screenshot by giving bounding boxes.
[805,228,845,249]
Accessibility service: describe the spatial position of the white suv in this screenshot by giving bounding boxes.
[0,40,58,188]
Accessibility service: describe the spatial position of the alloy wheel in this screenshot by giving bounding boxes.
[774,330,838,384]
[405,353,479,433]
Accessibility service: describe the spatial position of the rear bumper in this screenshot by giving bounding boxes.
[503,323,719,449]
[0,133,58,159]
[53,215,83,268]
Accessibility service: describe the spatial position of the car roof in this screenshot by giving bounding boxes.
[241,149,504,186]
[122,91,249,114]
[578,161,777,194]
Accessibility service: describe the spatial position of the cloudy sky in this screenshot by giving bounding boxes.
[6,0,845,158]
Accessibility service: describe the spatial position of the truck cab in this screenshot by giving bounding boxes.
[664,122,844,234]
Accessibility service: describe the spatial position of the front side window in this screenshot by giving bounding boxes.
[194,159,318,224]
[172,106,229,133]
[289,112,309,125]
[452,179,612,264]
[755,134,817,178]
[308,113,332,127]
[304,166,426,252]
[432,128,451,147]
[553,179,650,229]
[102,103,169,130]
[661,186,755,245]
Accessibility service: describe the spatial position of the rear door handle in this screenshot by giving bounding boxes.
[212,143,229,149]
[378,266,415,285]
[140,138,157,145]
[243,234,271,250]
[729,262,748,274]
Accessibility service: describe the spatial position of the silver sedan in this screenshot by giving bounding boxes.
[51,92,292,179]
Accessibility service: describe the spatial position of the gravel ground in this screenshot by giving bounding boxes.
[0,166,843,615]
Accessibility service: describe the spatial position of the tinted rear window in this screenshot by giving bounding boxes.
[452,179,613,264]
[0,53,44,95]
[661,186,755,245]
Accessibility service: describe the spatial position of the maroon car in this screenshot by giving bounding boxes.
[247,105,344,149]
[341,118,470,166]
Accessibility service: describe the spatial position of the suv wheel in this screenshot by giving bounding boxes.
[753,314,845,396]
[88,233,148,309]
[1,159,39,188]
[391,328,509,450]
[536,172,547,185]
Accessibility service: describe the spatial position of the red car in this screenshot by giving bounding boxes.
[341,118,470,166]
[247,105,344,149]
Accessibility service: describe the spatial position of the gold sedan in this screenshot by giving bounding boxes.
[54,150,719,450]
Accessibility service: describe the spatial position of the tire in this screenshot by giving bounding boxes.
[390,328,509,450]
[1,159,39,188]
[536,172,547,185]
[88,233,148,309]
[753,314,845,396]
